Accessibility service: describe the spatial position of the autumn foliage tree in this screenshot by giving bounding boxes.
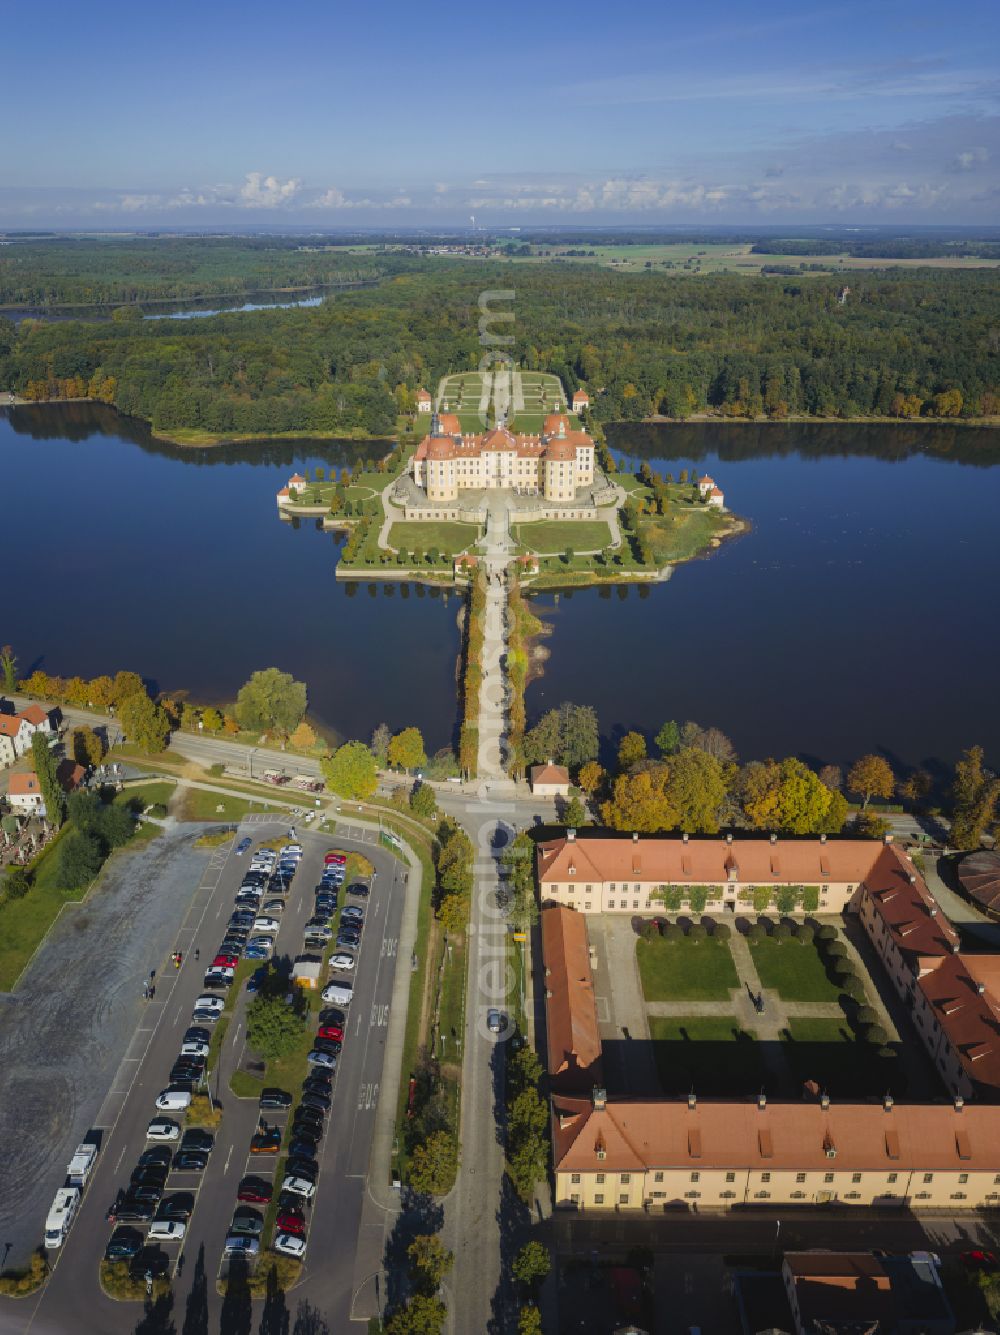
[847,754,895,809]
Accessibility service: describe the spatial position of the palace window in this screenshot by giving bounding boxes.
[571,1174,580,1184]
[621,1174,631,1184]
[725,1172,735,1183]
[596,1174,605,1184]
[923,1173,934,1184]
[755,1191,770,1200]
[795,1173,806,1184]
[654,1171,664,1183]
[959,1174,968,1184]
[824,1173,834,1183]
[760,1173,771,1183]
[690,1172,700,1183]
[684,1191,700,1200]
[852,1173,862,1183]
[594,1194,604,1205]
[887,1173,898,1184]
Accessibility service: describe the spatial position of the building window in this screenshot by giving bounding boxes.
[654,1171,664,1183]
[915,1192,930,1200]
[845,1191,861,1200]
[959,1173,969,1184]
[596,1174,605,1185]
[951,1192,967,1200]
[887,1173,898,1184]
[720,1190,736,1199]
[607,900,615,909]
[755,1191,770,1200]
[684,1191,700,1200]
[725,1172,735,1183]
[795,1173,806,1184]
[594,1194,604,1205]
[585,904,591,911]
[923,1173,934,1184]
[760,1173,771,1183]
[621,1173,630,1185]
[690,1172,700,1183]
[824,1173,834,1184]
[852,1173,862,1183]
[618,1194,629,1205]
[571,1174,580,1184]
[634,900,639,908]
[791,1191,806,1200]
[571,1194,580,1205]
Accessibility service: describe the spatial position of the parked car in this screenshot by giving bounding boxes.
[130,1165,168,1188]
[336,932,361,949]
[236,838,252,855]
[262,900,285,915]
[223,1235,259,1258]
[113,1197,156,1222]
[145,1121,180,1145]
[244,946,271,960]
[179,1038,210,1059]
[229,1208,264,1237]
[276,1209,306,1235]
[280,1175,316,1200]
[155,1193,194,1221]
[274,1231,306,1258]
[487,1009,507,1034]
[212,954,239,969]
[347,882,370,898]
[193,995,225,1013]
[324,853,346,865]
[237,1178,273,1204]
[317,1025,343,1043]
[171,1150,208,1172]
[322,982,353,1005]
[306,1049,337,1069]
[250,1129,282,1154]
[328,953,355,971]
[259,1088,292,1110]
[136,1147,173,1169]
[155,1088,192,1111]
[148,1219,186,1242]
[105,1227,143,1260]
[342,905,364,920]
[181,1128,214,1153]
[252,917,280,934]
[303,1073,333,1097]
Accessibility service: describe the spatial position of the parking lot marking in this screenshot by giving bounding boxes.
[224,1146,233,1174]
[114,1144,127,1172]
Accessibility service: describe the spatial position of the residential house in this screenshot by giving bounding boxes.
[17,703,56,736]
[529,762,571,798]
[0,714,34,765]
[572,389,589,413]
[416,389,433,413]
[7,772,44,815]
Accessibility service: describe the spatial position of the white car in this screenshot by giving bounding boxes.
[322,982,353,1005]
[328,953,355,971]
[148,1219,187,1242]
[194,995,225,1012]
[281,844,303,856]
[204,965,235,980]
[281,1174,316,1199]
[146,1118,181,1141]
[273,1232,306,1257]
[156,1088,192,1111]
[252,917,281,934]
[180,1040,210,1058]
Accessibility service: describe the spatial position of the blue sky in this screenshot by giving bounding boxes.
[4,0,999,225]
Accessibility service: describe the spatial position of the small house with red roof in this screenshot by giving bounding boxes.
[529,762,571,798]
[707,485,725,509]
[571,389,589,413]
[17,703,56,736]
[7,771,44,814]
[416,389,433,413]
[697,474,715,498]
[0,714,33,766]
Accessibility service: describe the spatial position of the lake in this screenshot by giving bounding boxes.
[0,403,463,752]
[2,407,998,773]
[526,421,1000,774]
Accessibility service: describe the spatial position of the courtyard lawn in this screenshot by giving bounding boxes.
[636,936,738,1003]
[749,938,843,1002]
[781,1018,906,1098]
[386,521,481,554]
[648,1016,766,1095]
[512,520,612,554]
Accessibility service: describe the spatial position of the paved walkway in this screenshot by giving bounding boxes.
[646,999,845,1019]
[476,501,515,785]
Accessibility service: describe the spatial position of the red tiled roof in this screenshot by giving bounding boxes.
[530,763,570,786]
[17,704,48,726]
[710,486,724,498]
[544,413,569,435]
[541,908,603,1093]
[276,487,290,498]
[8,772,41,796]
[0,716,28,738]
[572,389,589,401]
[416,389,431,400]
[288,473,307,487]
[426,435,456,460]
[551,1095,1000,1174]
[544,440,576,461]
[699,475,714,485]
[863,845,960,960]
[56,759,86,792]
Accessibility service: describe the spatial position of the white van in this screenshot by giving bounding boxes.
[66,1141,98,1188]
[155,1088,192,1111]
[322,981,353,1006]
[44,1186,80,1249]
[148,1219,186,1242]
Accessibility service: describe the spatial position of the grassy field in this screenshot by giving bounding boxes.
[114,780,176,812]
[648,1016,766,1094]
[638,501,732,564]
[386,521,481,554]
[177,788,292,822]
[750,938,844,1002]
[513,519,612,553]
[521,242,1000,275]
[636,936,739,1003]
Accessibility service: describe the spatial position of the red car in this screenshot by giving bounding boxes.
[213,954,239,969]
[317,1025,343,1042]
[276,1210,306,1235]
[324,853,346,866]
[237,1179,272,1204]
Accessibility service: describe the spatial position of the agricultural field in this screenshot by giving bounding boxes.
[522,242,1000,275]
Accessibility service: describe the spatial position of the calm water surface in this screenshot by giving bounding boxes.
[527,421,1000,772]
[0,404,462,750]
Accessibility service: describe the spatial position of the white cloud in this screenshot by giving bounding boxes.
[949,146,990,171]
[238,172,301,206]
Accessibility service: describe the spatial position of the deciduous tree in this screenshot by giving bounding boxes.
[247,993,306,1061]
[617,730,647,770]
[577,761,604,795]
[388,727,427,772]
[407,1130,458,1195]
[0,644,17,692]
[847,754,895,809]
[234,668,307,736]
[512,1241,551,1290]
[951,745,1000,850]
[654,720,680,756]
[71,725,104,768]
[407,1234,453,1295]
[118,690,170,753]
[322,742,378,800]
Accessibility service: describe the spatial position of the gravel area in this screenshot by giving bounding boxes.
[0,823,212,1268]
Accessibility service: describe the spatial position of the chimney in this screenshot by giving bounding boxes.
[976,982,986,995]
[820,1092,830,1110]
[567,829,576,842]
[758,1092,767,1111]
[633,832,639,843]
[820,833,827,844]
[908,874,917,884]
[929,907,938,918]
[592,1086,607,1112]
[954,1095,965,1113]
[883,1093,894,1112]
[951,942,960,954]
[688,1092,697,1111]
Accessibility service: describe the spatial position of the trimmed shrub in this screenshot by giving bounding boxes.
[831,960,856,982]
[774,922,793,943]
[856,1005,879,1027]
[816,924,837,941]
[712,921,731,941]
[640,920,659,940]
[795,923,815,945]
[663,923,683,942]
[745,924,763,944]
[823,940,847,960]
[687,923,708,943]
[862,1024,889,1046]
[877,1045,896,1061]
[841,977,866,1002]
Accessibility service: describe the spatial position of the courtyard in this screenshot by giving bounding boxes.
[588,915,943,1103]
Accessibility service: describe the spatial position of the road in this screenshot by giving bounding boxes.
[0,818,405,1334]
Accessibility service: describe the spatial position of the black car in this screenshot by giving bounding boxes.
[181,1128,214,1152]
[130,1247,170,1279]
[127,1183,163,1203]
[170,1066,203,1085]
[137,1147,173,1170]
[260,1088,292,1110]
[155,1193,194,1221]
[312,1036,341,1055]
[286,1155,318,1179]
[184,1026,211,1044]
[105,1226,144,1260]
[288,1136,320,1159]
[337,934,361,950]
[347,882,370,897]
[292,1114,324,1142]
[130,1164,168,1188]
[172,1149,208,1172]
[299,1090,331,1113]
[220,939,245,956]
[114,1198,155,1222]
[303,1074,333,1098]
[319,1009,345,1029]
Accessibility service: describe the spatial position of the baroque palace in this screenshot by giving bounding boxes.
[410,412,595,503]
[538,834,1000,1213]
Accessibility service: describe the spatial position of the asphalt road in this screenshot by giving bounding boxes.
[0,819,405,1334]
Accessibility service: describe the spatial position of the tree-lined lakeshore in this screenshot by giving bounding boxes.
[2,251,999,444]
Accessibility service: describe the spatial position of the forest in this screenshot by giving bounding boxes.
[1,247,998,438]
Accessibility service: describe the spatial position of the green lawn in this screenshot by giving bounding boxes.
[512,520,612,554]
[636,936,739,1002]
[639,505,730,564]
[648,1016,766,1095]
[750,938,844,1002]
[386,521,481,554]
[178,788,291,822]
[114,781,176,812]
[781,1018,907,1098]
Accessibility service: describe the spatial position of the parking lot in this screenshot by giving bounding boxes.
[6,817,406,1334]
